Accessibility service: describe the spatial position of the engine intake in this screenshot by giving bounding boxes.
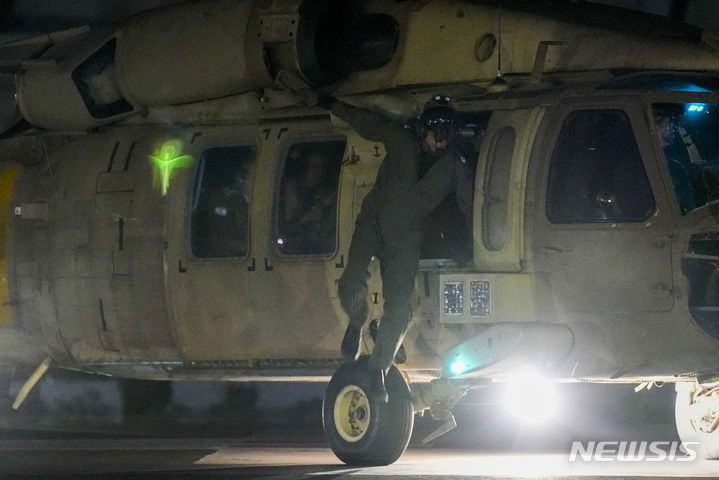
[6,0,399,132]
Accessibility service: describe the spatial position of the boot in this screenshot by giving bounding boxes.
[341,324,362,362]
[368,368,388,403]
[368,319,406,364]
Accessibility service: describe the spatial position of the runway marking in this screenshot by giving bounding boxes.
[197,447,340,466]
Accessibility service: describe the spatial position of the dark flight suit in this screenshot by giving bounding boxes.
[331,100,426,373]
[415,149,474,226]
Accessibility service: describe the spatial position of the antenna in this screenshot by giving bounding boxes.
[486,2,509,92]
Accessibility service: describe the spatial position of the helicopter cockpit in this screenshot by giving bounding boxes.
[600,73,719,217]
[652,101,719,215]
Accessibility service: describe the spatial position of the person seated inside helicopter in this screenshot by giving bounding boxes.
[652,103,719,214]
[189,156,251,259]
[418,121,482,266]
[277,147,339,255]
[655,109,700,214]
[204,165,251,257]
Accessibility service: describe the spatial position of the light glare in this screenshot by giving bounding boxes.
[450,358,467,375]
[503,370,558,425]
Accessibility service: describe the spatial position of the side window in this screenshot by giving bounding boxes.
[191,146,254,258]
[652,102,719,215]
[483,126,515,251]
[546,110,655,223]
[275,139,345,256]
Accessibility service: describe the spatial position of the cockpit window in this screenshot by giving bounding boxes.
[190,146,254,258]
[547,110,655,223]
[653,103,719,215]
[275,140,345,256]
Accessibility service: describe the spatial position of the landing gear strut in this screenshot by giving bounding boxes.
[675,380,719,459]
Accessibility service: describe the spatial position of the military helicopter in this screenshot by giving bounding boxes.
[3,0,719,466]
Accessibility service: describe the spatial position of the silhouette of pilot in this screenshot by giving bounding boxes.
[314,93,461,402]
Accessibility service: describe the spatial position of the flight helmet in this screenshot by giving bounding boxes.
[418,94,456,143]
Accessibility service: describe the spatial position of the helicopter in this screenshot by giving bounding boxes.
[2,0,719,466]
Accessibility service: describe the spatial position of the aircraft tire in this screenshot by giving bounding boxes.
[675,381,719,459]
[322,357,413,466]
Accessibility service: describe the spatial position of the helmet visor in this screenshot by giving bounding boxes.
[421,105,454,142]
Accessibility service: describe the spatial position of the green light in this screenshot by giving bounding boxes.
[450,358,467,375]
[150,139,193,196]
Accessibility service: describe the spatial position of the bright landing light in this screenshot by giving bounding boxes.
[450,358,468,375]
[503,370,559,425]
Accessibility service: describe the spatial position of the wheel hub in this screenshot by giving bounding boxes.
[334,385,371,443]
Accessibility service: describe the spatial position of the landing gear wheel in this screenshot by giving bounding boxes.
[323,357,414,465]
[675,381,719,459]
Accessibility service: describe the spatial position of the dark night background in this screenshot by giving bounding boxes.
[0,0,718,33]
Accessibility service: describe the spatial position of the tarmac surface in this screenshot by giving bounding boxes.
[0,437,718,479]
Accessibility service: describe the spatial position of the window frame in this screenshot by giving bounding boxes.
[482,125,516,251]
[540,100,668,229]
[644,91,719,220]
[187,142,257,261]
[545,108,656,225]
[271,134,347,260]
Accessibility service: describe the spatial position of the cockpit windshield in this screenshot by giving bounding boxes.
[652,102,719,215]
